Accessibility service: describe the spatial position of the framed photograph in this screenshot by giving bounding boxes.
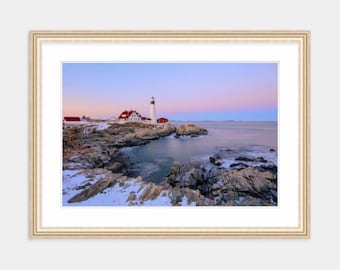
[30,31,310,238]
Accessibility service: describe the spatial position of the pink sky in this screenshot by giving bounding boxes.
[63,63,277,121]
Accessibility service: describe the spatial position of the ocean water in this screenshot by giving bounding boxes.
[122,121,277,183]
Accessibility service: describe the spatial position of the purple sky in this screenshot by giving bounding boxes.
[63,63,277,121]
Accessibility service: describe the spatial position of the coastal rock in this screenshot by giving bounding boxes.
[135,176,143,182]
[68,173,122,203]
[206,166,224,180]
[156,123,177,137]
[175,123,208,137]
[168,187,214,206]
[235,156,267,163]
[181,167,205,188]
[64,145,113,169]
[229,162,249,170]
[256,164,277,175]
[75,182,92,190]
[165,161,206,189]
[165,161,181,186]
[106,162,124,172]
[64,156,277,206]
[140,135,160,140]
[126,191,137,202]
[63,122,176,172]
[139,182,163,201]
[209,154,223,166]
[165,160,277,206]
[169,187,184,205]
[239,196,267,206]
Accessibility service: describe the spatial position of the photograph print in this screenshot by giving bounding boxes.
[62,63,278,207]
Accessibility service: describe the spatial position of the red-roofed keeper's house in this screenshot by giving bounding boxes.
[118,110,142,121]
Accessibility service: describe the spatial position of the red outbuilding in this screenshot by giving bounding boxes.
[64,116,81,122]
[157,117,168,123]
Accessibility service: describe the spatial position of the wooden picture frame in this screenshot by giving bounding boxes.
[30,31,310,238]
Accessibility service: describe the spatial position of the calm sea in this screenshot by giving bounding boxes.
[122,121,278,184]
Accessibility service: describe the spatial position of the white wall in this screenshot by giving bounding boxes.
[0,0,338,269]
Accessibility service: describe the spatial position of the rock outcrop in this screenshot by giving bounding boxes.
[235,156,267,163]
[63,122,176,172]
[175,123,208,137]
[64,157,277,206]
[164,160,277,206]
[209,154,223,166]
[64,168,207,206]
[68,173,122,203]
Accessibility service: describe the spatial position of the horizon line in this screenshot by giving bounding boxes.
[63,116,277,123]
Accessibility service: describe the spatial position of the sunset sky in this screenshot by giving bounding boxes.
[63,63,277,121]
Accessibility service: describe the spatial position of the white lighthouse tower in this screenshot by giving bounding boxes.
[150,96,156,124]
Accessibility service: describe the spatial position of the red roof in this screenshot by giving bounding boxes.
[64,116,81,121]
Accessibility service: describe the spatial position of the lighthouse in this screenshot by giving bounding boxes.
[150,96,156,124]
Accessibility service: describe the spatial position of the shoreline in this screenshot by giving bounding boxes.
[63,121,277,206]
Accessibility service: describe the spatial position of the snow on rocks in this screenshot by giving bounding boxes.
[63,168,197,206]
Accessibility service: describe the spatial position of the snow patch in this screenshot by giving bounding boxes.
[181,195,196,206]
[94,122,110,131]
[63,170,173,206]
